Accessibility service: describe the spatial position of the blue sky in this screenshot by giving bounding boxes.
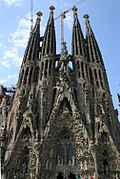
[0,0,120,119]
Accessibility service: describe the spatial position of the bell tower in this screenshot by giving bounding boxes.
[1,5,120,179]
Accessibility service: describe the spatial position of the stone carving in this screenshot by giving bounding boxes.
[59,42,69,74]
[29,151,36,170]
[2,8,120,179]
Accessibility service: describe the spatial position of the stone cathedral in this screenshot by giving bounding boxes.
[1,5,120,179]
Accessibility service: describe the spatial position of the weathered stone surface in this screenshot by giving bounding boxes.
[1,6,120,179]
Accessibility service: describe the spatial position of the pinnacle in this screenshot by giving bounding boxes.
[49,6,55,11]
[36,11,43,17]
[83,14,90,19]
[72,6,78,12]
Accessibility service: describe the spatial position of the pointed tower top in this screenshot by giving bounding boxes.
[83,14,90,20]
[36,11,43,18]
[72,6,86,56]
[20,11,42,66]
[32,11,42,33]
[83,14,92,36]
[49,6,55,16]
[49,6,55,21]
[49,6,55,11]
[72,6,78,12]
[72,6,78,18]
[49,6,55,22]
[84,14,104,65]
[83,14,90,26]
[41,6,56,56]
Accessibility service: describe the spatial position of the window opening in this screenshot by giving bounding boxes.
[57,172,63,179]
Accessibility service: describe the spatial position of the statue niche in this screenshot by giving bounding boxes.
[58,98,72,118]
[57,172,63,179]
[22,127,31,141]
[59,42,69,74]
[18,146,29,178]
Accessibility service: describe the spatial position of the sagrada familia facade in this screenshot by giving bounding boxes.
[0,5,120,179]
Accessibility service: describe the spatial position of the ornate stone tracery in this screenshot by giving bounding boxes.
[1,5,120,179]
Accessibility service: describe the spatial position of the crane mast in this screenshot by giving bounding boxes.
[31,0,33,30]
[55,0,85,51]
[61,12,66,49]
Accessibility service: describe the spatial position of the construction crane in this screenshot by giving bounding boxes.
[54,0,85,50]
[31,0,33,30]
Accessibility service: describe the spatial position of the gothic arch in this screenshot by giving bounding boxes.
[57,172,63,179]
[68,173,76,179]
[21,127,32,140]
[15,115,35,143]
[58,97,72,116]
[56,91,77,118]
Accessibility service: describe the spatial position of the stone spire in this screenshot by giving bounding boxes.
[41,6,56,56]
[84,14,104,65]
[2,8,120,179]
[83,15,120,148]
[72,6,86,57]
[84,14,110,90]
[17,12,42,87]
[23,11,42,63]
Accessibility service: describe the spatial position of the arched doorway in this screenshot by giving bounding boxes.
[68,173,76,179]
[57,172,63,179]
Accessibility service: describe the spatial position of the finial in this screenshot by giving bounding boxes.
[35,11,43,25]
[84,14,90,25]
[84,14,91,36]
[36,11,43,21]
[49,6,55,13]
[72,6,78,12]
[72,6,78,19]
[37,11,43,17]
[83,14,90,20]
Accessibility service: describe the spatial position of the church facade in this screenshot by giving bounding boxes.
[1,6,120,179]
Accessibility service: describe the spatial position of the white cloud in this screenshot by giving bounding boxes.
[9,13,46,48]
[3,48,22,66]
[0,13,31,68]
[0,79,7,84]
[0,41,6,49]
[3,0,22,7]
[0,12,46,69]
[0,74,17,84]
[8,74,17,80]
[9,13,31,48]
[0,59,10,68]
